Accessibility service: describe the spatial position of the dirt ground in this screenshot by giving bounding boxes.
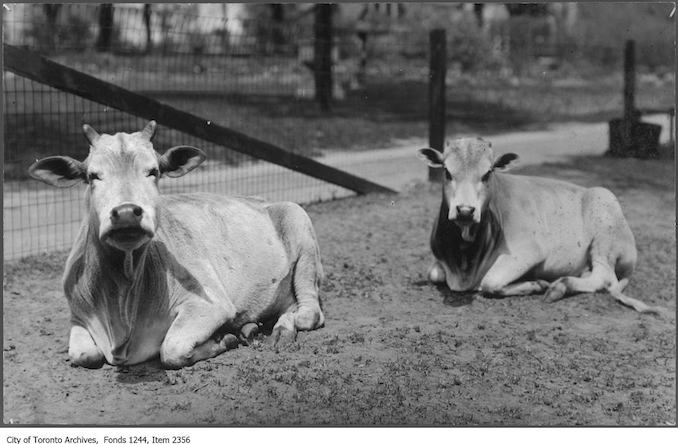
[2,156,675,426]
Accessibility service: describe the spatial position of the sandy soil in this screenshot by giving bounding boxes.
[3,156,675,425]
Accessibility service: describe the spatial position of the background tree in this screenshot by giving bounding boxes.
[472,3,549,27]
[143,4,152,53]
[43,4,61,53]
[505,3,549,17]
[270,3,286,51]
[96,3,115,52]
[473,3,484,27]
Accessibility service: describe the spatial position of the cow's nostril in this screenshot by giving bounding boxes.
[456,205,475,217]
[111,204,144,225]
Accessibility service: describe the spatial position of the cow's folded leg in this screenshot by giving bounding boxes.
[544,276,605,303]
[68,324,105,369]
[617,278,630,292]
[188,332,239,364]
[268,309,297,350]
[160,301,236,369]
[480,252,541,296]
[544,266,664,314]
[239,322,260,343]
[261,236,324,351]
[290,242,325,332]
[543,279,569,303]
[492,280,550,296]
[544,262,609,303]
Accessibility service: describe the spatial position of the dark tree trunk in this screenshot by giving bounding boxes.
[143,4,152,53]
[270,4,286,51]
[43,4,61,52]
[505,3,549,16]
[96,4,115,52]
[313,4,333,111]
[357,30,368,84]
[473,3,484,27]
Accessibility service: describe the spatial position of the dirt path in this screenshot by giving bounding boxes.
[3,155,675,425]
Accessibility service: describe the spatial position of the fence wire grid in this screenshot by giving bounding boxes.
[3,4,378,259]
[3,3,675,260]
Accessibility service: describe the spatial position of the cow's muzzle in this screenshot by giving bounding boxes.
[451,206,480,242]
[455,205,476,222]
[101,203,154,250]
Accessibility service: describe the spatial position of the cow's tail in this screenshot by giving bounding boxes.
[607,279,668,316]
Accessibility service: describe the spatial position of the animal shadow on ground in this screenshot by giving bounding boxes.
[413,279,474,307]
[115,361,167,384]
[439,285,475,307]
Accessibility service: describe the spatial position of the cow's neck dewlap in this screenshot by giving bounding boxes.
[124,251,134,280]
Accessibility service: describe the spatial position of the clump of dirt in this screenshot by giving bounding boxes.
[3,156,675,425]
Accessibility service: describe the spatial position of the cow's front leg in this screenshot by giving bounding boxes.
[69,324,105,369]
[268,306,298,350]
[160,300,237,369]
[480,253,543,296]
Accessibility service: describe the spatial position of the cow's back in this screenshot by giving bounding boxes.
[494,174,633,279]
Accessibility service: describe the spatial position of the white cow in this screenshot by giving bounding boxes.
[28,121,326,369]
[418,137,664,315]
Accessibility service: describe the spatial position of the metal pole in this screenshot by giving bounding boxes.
[428,29,447,182]
[670,107,675,145]
[622,39,636,152]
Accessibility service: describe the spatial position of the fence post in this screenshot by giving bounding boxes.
[428,28,447,182]
[314,4,333,111]
[622,39,637,152]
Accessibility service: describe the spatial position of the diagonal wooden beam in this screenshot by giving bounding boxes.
[3,43,396,195]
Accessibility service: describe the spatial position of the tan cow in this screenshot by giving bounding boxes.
[418,137,664,315]
[28,121,325,369]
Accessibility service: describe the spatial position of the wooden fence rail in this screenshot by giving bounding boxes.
[3,43,395,195]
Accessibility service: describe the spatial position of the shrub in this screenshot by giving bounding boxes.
[573,3,675,70]
[58,14,93,51]
[447,19,500,71]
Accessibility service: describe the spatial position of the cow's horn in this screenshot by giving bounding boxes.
[141,120,157,141]
[82,124,100,145]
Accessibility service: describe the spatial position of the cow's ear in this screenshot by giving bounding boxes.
[158,146,206,178]
[417,148,444,168]
[492,153,519,171]
[28,156,86,187]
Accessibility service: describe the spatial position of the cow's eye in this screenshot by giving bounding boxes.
[88,172,101,183]
[147,168,159,178]
[444,169,453,181]
[481,170,492,182]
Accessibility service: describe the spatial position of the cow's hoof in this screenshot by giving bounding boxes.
[544,281,567,303]
[537,280,550,291]
[294,306,324,330]
[69,351,106,369]
[219,333,239,350]
[268,326,297,351]
[239,323,259,344]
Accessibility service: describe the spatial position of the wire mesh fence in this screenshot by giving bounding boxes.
[2,4,432,260]
[3,3,675,260]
